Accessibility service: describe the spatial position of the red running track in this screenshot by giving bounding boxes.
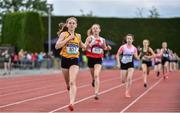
[0,69,179,112]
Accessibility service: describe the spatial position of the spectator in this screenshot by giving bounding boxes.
[12,53,19,69]
[82,54,88,67]
[37,52,44,68]
[1,49,11,75]
[18,49,24,69]
[47,51,54,69]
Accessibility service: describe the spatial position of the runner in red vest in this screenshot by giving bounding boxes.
[85,24,111,100]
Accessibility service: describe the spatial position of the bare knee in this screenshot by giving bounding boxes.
[143,70,147,74]
[94,74,99,79]
[69,81,76,86]
[94,70,100,79]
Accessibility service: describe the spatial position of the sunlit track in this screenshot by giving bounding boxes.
[0,74,61,90]
[49,77,142,113]
[0,74,119,98]
[0,70,179,112]
[0,71,120,109]
[120,78,163,113]
[0,70,120,97]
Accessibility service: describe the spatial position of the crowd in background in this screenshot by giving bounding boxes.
[0,49,56,75]
[0,48,180,76]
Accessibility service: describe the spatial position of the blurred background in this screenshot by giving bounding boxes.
[0,0,180,74]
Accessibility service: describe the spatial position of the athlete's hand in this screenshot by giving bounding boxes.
[89,41,97,47]
[116,64,120,69]
[68,34,75,40]
[107,45,112,50]
[136,56,140,60]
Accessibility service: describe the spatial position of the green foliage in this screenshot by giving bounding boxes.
[0,0,50,15]
[42,16,180,55]
[1,12,45,52]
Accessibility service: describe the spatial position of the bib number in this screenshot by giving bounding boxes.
[67,44,79,54]
[92,47,103,54]
[142,56,151,61]
[5,54,10,59]
[121,55,133,64]
[163,53,169,58]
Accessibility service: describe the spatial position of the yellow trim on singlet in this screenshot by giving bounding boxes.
[60,32,80,58]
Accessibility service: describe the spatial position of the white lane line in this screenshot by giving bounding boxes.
[0,76,118,108]
[0,76,117,97]
[0,79,58,90]
[0,71,63,90]
[0,85,55,97]
[49,77,142,113]
[120,78,163,113]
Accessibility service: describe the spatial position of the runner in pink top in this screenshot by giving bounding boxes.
[154,49,162,77]
[116,34,139,98]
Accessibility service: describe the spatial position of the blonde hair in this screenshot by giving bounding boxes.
[87,24,101,36]
[57,17,77,36]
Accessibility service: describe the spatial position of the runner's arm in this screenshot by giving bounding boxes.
[55,32,73,49]
[103,40,112,51]
[134,50,140,60]
[78,34,86,50]
[148,47,156,58]
[116,47,123,68]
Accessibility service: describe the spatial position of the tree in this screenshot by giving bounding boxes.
[0,0,52,16]
[80,9,94,17]
[148,6,160,18]
[80,9,85,16]
[0,0,52,42]
[135,8,144,18]
[86,10,93,17]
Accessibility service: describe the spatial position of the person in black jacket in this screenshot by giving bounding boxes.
[1,49,11,75]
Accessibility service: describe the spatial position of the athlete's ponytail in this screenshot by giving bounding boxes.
[87,28,93,36]
[57,23,68,36]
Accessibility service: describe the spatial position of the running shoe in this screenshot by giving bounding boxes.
[157,71,160,77]
[163,75,168,80]
[68,104,74,111]
[125,92,131,98]
[67,86,70,91]
[94,94,99,100]
[92,80,95,87]
[144,83,147,88]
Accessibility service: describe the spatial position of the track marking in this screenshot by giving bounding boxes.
[49,77,142,113]
[0,78,59,90]
[0,76,118,108]
[0,76,119,97]
[120,78,163,113]
[0,85,55,97]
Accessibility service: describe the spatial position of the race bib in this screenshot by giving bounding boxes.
[142,56,151,61]
[121,55,133,64]
[92,47,103,54]
[163,53,169,58]
[5,54,10,59]
[66,44,79,54]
